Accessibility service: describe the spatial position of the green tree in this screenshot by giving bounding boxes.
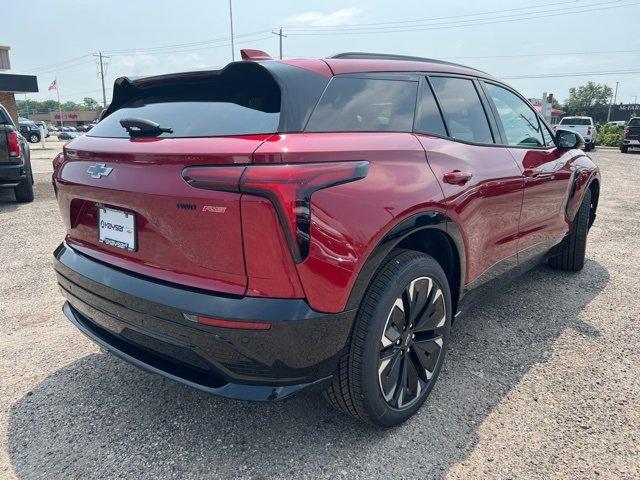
[82,97,101,111]
[564,82,612,112]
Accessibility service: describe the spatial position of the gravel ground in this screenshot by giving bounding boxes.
[1,149,638,479]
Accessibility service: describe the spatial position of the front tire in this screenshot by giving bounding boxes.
[549,188,591,271]
[324,250,452,427]
[620,145,628,153]
[27,133,40,143]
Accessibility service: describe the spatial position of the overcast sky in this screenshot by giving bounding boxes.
[4,0,640,104]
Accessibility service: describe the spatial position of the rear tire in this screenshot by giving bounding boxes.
[620,145,628,153]
[549,188,591,272]
[14,160,34,203]
[324,250,452,427]
[27,133,40,143]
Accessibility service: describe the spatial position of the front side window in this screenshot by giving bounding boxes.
[541,121,555,147]
[429,76,494,144]
[485,83,544,147]
[306,77,417,132]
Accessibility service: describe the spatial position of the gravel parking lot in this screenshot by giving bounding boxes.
[1,147,638,479]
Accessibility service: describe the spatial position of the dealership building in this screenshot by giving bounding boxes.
[28,110,100,127]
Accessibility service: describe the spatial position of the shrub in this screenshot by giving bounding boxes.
[596,123,623,146]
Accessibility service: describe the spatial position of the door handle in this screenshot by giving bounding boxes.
[443,170,472,185]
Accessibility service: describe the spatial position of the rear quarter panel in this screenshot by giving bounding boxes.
[253,132,445,313]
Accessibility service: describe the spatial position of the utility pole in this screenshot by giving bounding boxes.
[271,27,287,59]
[93,52,110,108]
[24,94,29,118]
[55,77,63,128]
[607,81,619,122]
[229,0,235,61]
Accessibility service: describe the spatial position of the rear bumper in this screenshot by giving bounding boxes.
[0,162,26,186]
[54,242,356,400]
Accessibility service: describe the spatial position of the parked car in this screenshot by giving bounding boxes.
[34,121,49,138]
[606,120,626,129]
[57,131,77,140]
[621,117,640,153]
[51,51,600,427]
[18,121,41,143]
[0,104,34,202]
[556,116,597,151]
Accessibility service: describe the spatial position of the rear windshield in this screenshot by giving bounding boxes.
[89,73,281,138]
[305,77,417,132]
[559,117,591,125]
[628,118,640,127]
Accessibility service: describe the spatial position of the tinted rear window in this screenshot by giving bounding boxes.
[305,77,417,132]
[628,118,640,127]
[415,80,447,136]
[89,73,281,138]
[560,117,591,125]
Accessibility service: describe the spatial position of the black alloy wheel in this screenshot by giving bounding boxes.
[378,276,446,409]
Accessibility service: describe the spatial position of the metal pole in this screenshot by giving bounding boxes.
[56,77,63,128]
[24,94,29,118]
[271,28,287,59]
[229,0,235,61]
[99,52,107,108]
[607,81,619,122]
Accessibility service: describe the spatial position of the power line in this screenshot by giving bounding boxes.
[286,1,637,35]
[102,29,272,55]
[502,69,640,79]
[449,49,640,59]
[285,0,588,29]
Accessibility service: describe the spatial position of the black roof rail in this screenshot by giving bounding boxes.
[328,52,481,72]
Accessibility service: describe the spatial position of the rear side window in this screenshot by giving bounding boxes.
[305,77,417,132]
[560,117,591,125]
[415,80,447,136]
[89,74,281,138]
[485,83,544,147]
[430,77,493,144]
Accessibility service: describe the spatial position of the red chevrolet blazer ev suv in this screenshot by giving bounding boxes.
[52,51,600,427]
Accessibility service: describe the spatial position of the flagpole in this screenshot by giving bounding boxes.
[55,77,63,128]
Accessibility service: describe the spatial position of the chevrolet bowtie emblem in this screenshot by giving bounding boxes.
[87,163,113,179]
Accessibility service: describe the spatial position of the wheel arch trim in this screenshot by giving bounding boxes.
[344,211,466,311]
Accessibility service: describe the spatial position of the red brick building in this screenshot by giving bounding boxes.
[0,46,38,123]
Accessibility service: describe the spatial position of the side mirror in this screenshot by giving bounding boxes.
[555,129,584,149]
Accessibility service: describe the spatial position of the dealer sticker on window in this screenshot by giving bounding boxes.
[98,206,136,251]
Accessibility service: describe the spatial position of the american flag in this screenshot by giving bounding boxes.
[48,79,57,91]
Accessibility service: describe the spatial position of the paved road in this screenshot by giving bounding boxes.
[1,149,638,479]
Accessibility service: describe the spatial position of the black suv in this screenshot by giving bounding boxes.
[1,104,34,202]
[19,121,41,143]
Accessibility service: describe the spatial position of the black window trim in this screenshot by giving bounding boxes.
[480,79,557,150]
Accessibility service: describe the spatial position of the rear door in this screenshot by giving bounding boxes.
[414,75,524,287]
[481,81,576,260]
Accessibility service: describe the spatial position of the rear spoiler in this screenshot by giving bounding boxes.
[102,60,330,133]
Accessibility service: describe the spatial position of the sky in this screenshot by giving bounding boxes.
[3,0,640,105]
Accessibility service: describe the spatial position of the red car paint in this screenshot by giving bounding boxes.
[53,54,600,318]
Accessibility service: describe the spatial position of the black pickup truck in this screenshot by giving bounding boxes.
[621,117,640,153]
[0,104,34,202]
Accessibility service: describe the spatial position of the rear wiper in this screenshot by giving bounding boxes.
[119,117,173,137]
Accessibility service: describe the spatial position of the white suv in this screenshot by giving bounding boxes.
[557,116,597,151]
